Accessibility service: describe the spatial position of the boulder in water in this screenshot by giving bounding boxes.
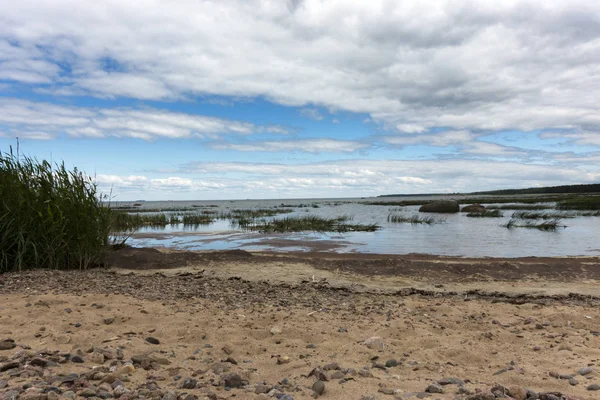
[461,203,486,213]
[419,200,459,213]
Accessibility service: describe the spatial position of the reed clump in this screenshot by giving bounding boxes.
[387,214,444,224]
[511,211,573,220]
[242,215,379,233]
[486,204,553,210]
[466,210,503,218]
[1,148,112,272]
[503,219,564,231]
[557,196,600,210]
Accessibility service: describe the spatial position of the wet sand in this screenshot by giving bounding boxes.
[1,248,600,400]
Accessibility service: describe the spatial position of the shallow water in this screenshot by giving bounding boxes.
[123,197,600,257]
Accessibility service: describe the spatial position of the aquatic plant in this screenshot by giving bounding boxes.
[466,210,503,218]
[242,215,379,233]
[557,196,600,210]
[486,204,553,210]
[181,213,214,225]
[511,211,574,220]
[0,147,112,272]
[387,214,444,224]
[503,219,564,231]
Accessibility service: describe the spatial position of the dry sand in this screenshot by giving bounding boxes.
[2,248,600,400]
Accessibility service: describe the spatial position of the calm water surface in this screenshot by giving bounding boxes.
[123,197,600,257]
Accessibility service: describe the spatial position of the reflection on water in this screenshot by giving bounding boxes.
[125,197,600,257]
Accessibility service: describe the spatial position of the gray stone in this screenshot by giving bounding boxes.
[312,380,325,396]
[587,384,600,391]
[425,384,443,394]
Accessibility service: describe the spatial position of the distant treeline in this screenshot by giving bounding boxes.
[380,183,600,198]
[470,184,600,196]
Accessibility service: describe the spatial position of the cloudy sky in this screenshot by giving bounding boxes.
[1,0,600,200]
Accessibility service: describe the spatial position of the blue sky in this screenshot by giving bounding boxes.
[1,0,600,200]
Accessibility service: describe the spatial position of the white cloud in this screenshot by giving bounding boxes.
[2,0,600,135]
[540,131,600,146]
[96,158,600,199]
[211,138,368,153]
[299,108,324,121]
[0,98,290,140]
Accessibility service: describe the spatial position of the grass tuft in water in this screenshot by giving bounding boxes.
[557,196,600,210]
[503,219,564,231]
[511,211,574,220]
[466,210,503,218]
[387,214,445,224]
[240,215,379,233]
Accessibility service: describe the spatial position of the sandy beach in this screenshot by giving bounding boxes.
[2,248,600,400]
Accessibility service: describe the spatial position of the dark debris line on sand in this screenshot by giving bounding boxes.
[1,269,600,308]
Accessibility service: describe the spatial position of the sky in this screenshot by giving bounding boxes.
[1,0,600,200]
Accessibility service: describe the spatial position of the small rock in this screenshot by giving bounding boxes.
[70,355,84,363]
[0,380,8,389]
[425,384,443,394]
[578,367,594,376]
[222,345,233,355]
[145,337,160,345]
[363,336,385,351]
[103,318,115,325]
[0,339,16,351]
[88,352,105,364]
[306,344,317,349]
[587,384,600,391]
[378,387,395,395]
[330,371,345,379]
[323,362,340,370]
[270,326,282,335]
[222,372,246,388]
[181,378,197,389]
[312,380,325,396]
[358,368,374,378]
[438,377,464,386]
[385,359,398,368]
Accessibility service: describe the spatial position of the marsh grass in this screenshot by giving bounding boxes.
[1,148,112,272]
[557,196,600,210]
[466,210,503,218]
[181,213,214,226]
[241,215,379,233]
[486,204,553,210]
[503,219,564,231]
[387,214,444,224]
[511,211,574,220]
[218,208,293,219]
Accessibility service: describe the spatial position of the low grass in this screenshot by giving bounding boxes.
[557,196,600,210]
[486,204,553,210]
[242,215,379,233]
[503,219,564,231]
[387,214,444,224]
[511,211,574,220]
[181,213,214,225]
[1,147,112,271]
[466,210,503,218]
[218,208,293,219]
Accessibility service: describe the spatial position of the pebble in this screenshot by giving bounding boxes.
[312,380,325,396]
[587,384,600,391]
[181,377,197,389]
[0,379,8,388]
[578,367,594,375]
[222,372,246,388]
[103,318,115,325]
[145,337,160,345]
[70,355,84,363]
[385,359,398,368]
[425,384,444,394]
[0,339,16,350]
[88,352,105,364]
[363,336,385,351]
[438,377,464,386]
[270,326,282,335]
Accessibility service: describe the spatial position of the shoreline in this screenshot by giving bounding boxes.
[2,248,600,399]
